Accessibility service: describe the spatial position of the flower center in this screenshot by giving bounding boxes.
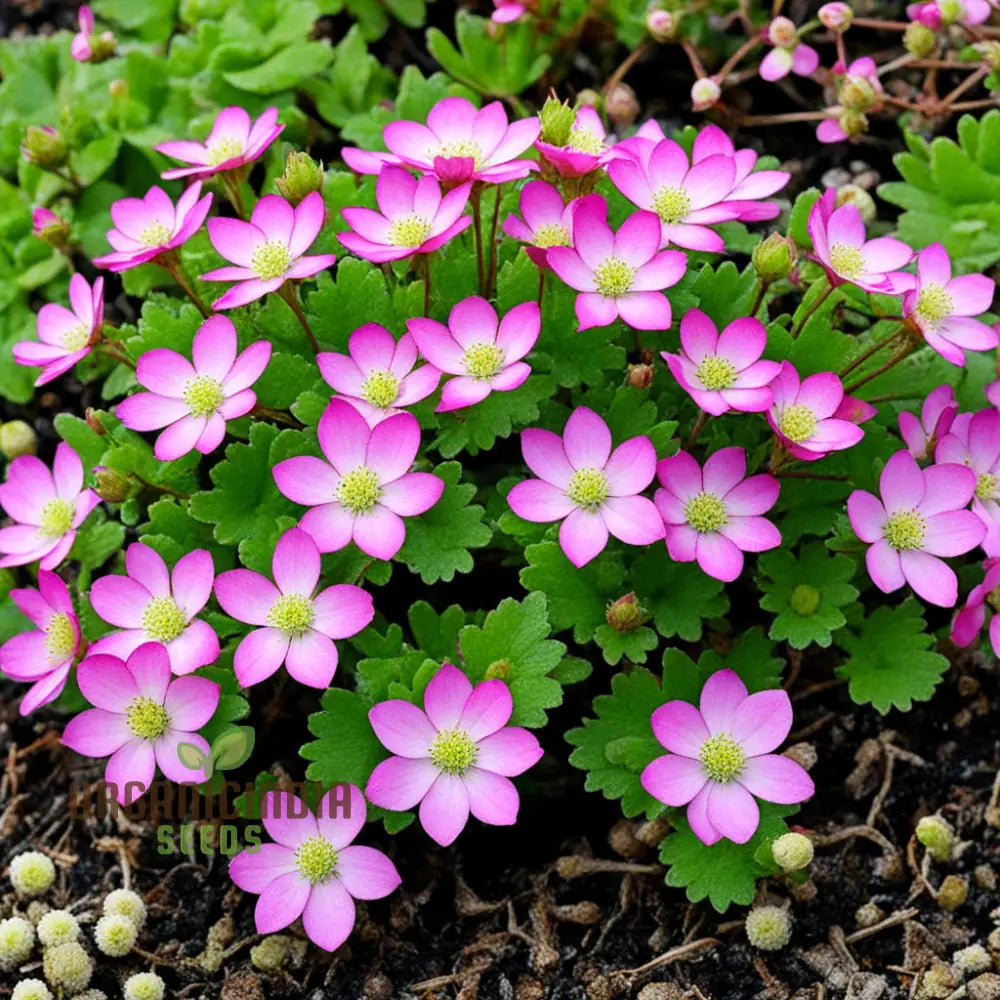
[44,612,76,662]
[295,835,338,884]
[437,140,483,169]
[684,491,728,533]
[779,404,818,443]
[39,499,73,537]
[138,222,171,248]
[567,126,602,154]
[141,596,188,643]
[387,214,432,248]
[360,368,400,409]
[62,324,91,352]
[463,341,505,380]
[533,223,571,249]
[567,467,609,511]
[699,733,745,783]
[250,240,291,280]
[976,472,999,500]
[182,375,225,418]
[828,242,865,279]
[337,466,382,514]
[429,728,478,775]
[884,509,926,550]
[652,184,692,224]
[594,256,634,297]
[914,283,954,330]
[695,355,738,391]
[266,593,314,637]
[206,136,243,166]
[126,696,170,740]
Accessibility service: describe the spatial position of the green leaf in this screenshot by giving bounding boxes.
[631,552,729,641]
[70,510,125,590]
[407,601,467,662]
[223,40,335,93]
[594,624,659,666]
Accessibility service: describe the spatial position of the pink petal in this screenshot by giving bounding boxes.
[90,575,151,628]
[254,871,310,934]
[739,754,814,804]
[686,785,722,845]
[311,584,373,640]
[106,739,156,805]
[272,527,320,596]
[379,472,444,517]
[369,700,436,757]
[521,428,573,489]
[261,791,318,847]
[459,678,513,740]
[464,768,520,826]
[366,756,440,811]
[601,495,665,545]
[301,879,355,952]
[650,700,710,756]
[866,539,905,593]
[507,479,574,522]
[419,773,470,846]
[899,549,958,607]
[62,708,132,757]
[234,627,289,687]
[273,456,341,506]
[699,669,748,734]
[336,845,401,900]
[474,727,542,776]
[559,508,609,567]
[315,782,366,848]
[729,689,793,755]
[563,407,611,470]
[229,843,297,893]
[695,531,745,582]
[640,753,707,806]
[213,569,280,625]
[77,653,139,711]
[285,630,338,689]
[705,781,759,843]
[424,662,472,730]
[616,292,672,331]
[352,505,406,560]
[156,729,210,783]
[879,449,925,512]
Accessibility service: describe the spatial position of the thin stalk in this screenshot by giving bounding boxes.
[748,279,768,319]
[844,342,918,394]
[791,281,833,339]
[277,283,320,354]
[715,34,762,81]
[470,187,486,296]
[131,473,191,499]
[605,41,650,95]
[222,173,247,219]
[423,253,432,317]
[839,327,904,378]
[158,252,210,318]
[101,342,136,369]
[486,184,504,299]
[687,410,709,450]
[249,404,304,428]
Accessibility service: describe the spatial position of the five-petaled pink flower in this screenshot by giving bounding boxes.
[14,274,104,386]
[93,183,213,272]
[71,4,114,62]
[203,192,335,309]
[767,362,864,461]
[317,323,441,427]
[901,243,998,366]
[535,106,609,178]
[407,296,539,412]
[654,447,781,582]
[808,188,913,293]
[156,106,284,181]
[339,165,471,264]
[641,669,814,845]
[229,785,400,952]
[366,664,543,847]
[61,642,220,805]
[272,399,444,561]
[502,180,577,270]
[908,0,991,27]
[214,528,374,689]
[661,309,780,416]
[116,315,271,461]
[0,442,100,569]
[547,195,685,331]
[89,542,219,675]
[951,558,1000,656]
[760,16,819,82]
[848,449,985,607]
[507,406,664,567]
[898,383,957,460]
[0,571,79,715]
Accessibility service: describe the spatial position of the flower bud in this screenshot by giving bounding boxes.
[789,584,821,617]
[20,126,68,169]
[691,77,722,112]
[605,84,639,128]
[835,184,876,222]
[103,888,147,929]
[539,96,577,146]
[837,108,869,139]
[0,421,38,459]
[840,75,879,113]
[904,21,937,57]
[575,89,601,108]
[37,911,80,948]
[974,40,1000,71]
[606,593,642,631]
[646,8,677,42]
[768,16,798,48]
[745,905,793,951]
[627,362,654,389]
[819,2,853,30]
[275,152,325,206]
[91,31,117,61]
[752,232,796,283]
[84,407,107,435]
[32,207,71,247]
[92,466,131,504]
[937,874,968,911]
[917,815,955,861]
[771,832,814,872]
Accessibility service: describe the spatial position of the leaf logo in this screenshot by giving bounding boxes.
[176,726,255,781]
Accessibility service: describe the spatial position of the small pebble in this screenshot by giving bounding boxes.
[969,973,1000,1000]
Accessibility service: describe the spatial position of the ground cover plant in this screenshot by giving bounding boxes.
[2,0,1000,997]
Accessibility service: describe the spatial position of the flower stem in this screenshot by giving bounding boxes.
[605,40,649,95]
[839,326,904,379]
[222,173,247,219]
[791,281,833,339]
[748,279,768,319]
[249,404,304,428]
[687,410,709,450]
[775,469,848,481]
[100,342,136,369]
[843,340,918,394]
[130,472,191,499]
[158,252,211,318]
[278,283,320,354]
[486,183,504,299]
[470,186,486,296]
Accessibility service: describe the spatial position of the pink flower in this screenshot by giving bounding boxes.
[535,107,609,178]
[899,383,957,459]
[61,642,220,805]
[547,195,685,331]
[507,406,664,567]
[229,785,400,952]
[0,571,79,715]
[492,0,527,21]
[339,165,471,264]
[366,664,543,846]
[654,448,781,582]
[32,206,66,239]
[317,323,441,427]
[203,192,335,309]
[71,5,114,62]
[116,315,271,461]
[88,542,219,675]
[406,296,539,412]
[14,274,104,386]
[641,669,814,845]
[760,17,820,82]
[808,189,914,293]
[834,394,878,425]
[908,0,991,27]
[848,449,985,607]
[213,528,374,689]
[819,2,854,29]
[901,243,998,366]
[661,309,780,416]
[156,106,284,181]
[951,558,1000,655]
[0,443,100,569]
[817,58,884,144]
[272,399,443,561]
[93,183,213,272]
[935,408,1000,555]
[502,180,577,270]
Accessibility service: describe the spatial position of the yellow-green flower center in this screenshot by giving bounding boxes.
[567,126,603,154]
[361,368,400,409]
[779,404,818,443]
[567,467,609,511]
[828,242,865,279]
[695,355,738,391]
[884,509,925,550]
[182,375,225,418]
[388,214,432,248]
[699,733,745,783]
[266,593,314,637]
[790,584,821,617]
[138,222,171,248]
[684,491,728,533]
[206,136,243,166]
[250,240,291,280]
[463,341,505,380]
[977,472,999,500]
[652,184,692,224]
[39,499,73,537]
[295,835,338,884]
[429,728,478,774]
[533,223,571,249]
[594,256,634,297]
[337,466,382,514]
[126,696,170,740]
[437,140,483,169]
[141,596,187,643]
[62,324,91,352]
[45,612,76,661]
[914,283,954,330]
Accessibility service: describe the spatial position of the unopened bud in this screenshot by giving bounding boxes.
[627,363,654,389]
[837,108,869,139]
[539,97,577,146]
[974,40,1000,71]
[575,89,601,109]
[818,2,853,30]
[937,0,964,26]
[605,84,639,127]
[275,151,324,206]
[745,905,792,951]
[606,593,642,631]
[32,207,71,247]
[90,31,117,62]
[768,16,798,48]
[840,75,879,112]
[93,466,131,504]
[836,183,876,221]
[904,21,937,58]
[691,77,722,112]
[646,8,677,42]
[752,232,795,283]
[917,815,955,861]
[771,832,814,872]
[20,126,67,169]
[0,421,38,459]
[789,584,821,617]
[84,408,107,435]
